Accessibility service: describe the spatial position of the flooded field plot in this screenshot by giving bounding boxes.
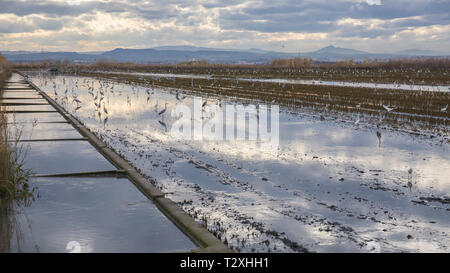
[23,140,116,175]
[26,72,450,253]
[8,177,196,253]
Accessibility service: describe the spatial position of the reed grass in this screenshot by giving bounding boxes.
[0,53,35,209]
[0,54,35,252]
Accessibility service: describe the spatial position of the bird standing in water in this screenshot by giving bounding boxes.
[158,103,168,116]
[376,131,382,147]
[407,168,413,191]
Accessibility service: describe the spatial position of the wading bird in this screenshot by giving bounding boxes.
[407,168,413,191]
[355,113,360,126]
[158,103,168,116]
[176,90,186,101]
[382,105,396,112]
[158,120,167,131]
[376,131,382,147]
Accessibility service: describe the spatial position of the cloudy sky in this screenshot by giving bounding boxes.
[0,0,449,53]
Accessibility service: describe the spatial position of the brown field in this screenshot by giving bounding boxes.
[14,57,450,85]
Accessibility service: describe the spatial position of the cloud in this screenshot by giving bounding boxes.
[0,0,448,53]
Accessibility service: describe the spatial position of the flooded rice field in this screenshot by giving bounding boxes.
[97,71,450,92]
[26,72,450,252]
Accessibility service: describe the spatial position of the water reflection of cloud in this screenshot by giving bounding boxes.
[27,73,450,253]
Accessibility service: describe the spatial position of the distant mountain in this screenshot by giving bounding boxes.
[4,47,292,64]
[396,49,447,56]
[246,48,279,54]
[1,50,42,55]
[311,45,368,55]
[3,45,449,64]
[3,51,95,63]
[152,45,225,52]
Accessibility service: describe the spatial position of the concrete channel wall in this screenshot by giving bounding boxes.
[3,72,230,253]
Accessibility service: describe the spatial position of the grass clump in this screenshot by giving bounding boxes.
[0,110,35,210]
[0,53,35,210]
[0,54,35,252]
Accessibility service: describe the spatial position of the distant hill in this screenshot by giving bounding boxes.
[3,45,449,64]
[4,47,292,64]
[152,45,226,52]
[312,45,368,55]
[396,49,447,56]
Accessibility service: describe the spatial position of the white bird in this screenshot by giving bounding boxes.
[158,103,168,116]
[441,104,448,112]
[176,91,185,101]
[382,105,396,112]
[355,113,360,125]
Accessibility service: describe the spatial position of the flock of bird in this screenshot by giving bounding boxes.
[36,73,430,191]
[44,74,448,149]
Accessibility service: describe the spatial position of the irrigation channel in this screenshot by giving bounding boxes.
[0,73,229,253]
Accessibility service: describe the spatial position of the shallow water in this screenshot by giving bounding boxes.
[27,72,450,252]
[96,71,450,92]
[9,177,196,253]
[2,75,197,253]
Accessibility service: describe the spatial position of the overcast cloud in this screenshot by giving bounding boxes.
[0,0,449,53]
